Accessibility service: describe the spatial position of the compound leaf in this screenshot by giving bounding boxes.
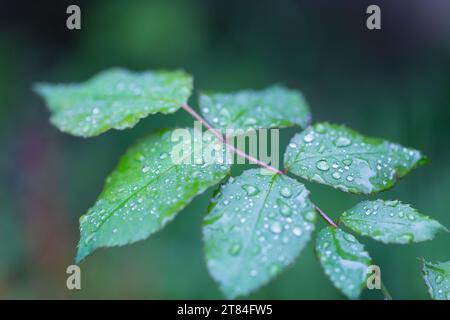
[341,200,448,244]
[35,68,193,137]
[199,85,311,134]
[421,259,450,300]
[284,123,426,194]
[203,169,317,298]
[76,128,230,262]
[316,227,372,299]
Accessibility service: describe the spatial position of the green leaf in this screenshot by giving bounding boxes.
[199,85,311,134]
[316,227,372,299]
[34,68,193,137]
[284,123,426,194]
[76,128,230,262]
[421,259,450,300]
[341,199,448,244]
[203,169,317,298]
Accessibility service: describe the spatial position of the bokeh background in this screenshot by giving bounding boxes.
[1,0,449,299]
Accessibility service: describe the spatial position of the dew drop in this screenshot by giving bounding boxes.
[303,133,314,143]
[344,233,356,243]
[269,264,281,276]
[292,227,302,237]
[342,158,353,166]
[334,136,352,147]
[315,123,326,133]
[280,187,292,198]
[332,172,341,179]
[242,184,259,196]
[270,221,283,234]
[304,211,316,222]
[229,243,241,256]
[316,160,330,171]
[385,200,399,207]
[279,204,292,217]
[159,152,169,160]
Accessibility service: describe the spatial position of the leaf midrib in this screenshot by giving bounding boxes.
[231,174,277,293]
[83,144,194,237]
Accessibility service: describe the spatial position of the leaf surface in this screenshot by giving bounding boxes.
[284,123,426,194]
[203,169,317,298]
[199,85,311,134]
[316,227,372,299]
[341,200,447,244]
[35,69,193,137]
[76,128,229,262]
[422,259,450,300]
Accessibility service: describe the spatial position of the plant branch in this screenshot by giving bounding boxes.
[180,103,338,228]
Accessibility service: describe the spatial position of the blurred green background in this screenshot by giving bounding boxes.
[1,0,449,299]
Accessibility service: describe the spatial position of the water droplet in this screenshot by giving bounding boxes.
[269,264,281,276]
[280,187,292,198]
[270,221,283,234]
[385,200,399,207]
[315,123,326,133]
[159,152,169,160]
[435,275,443,284]
[318,144,325,153]
[346,175,354,182]
[242,184,259,196]
[344,233,356,243]
[292,227,302,237]
[342,158,353,166]
[332,172,341,179]
[279,203,292,217]
[229,243,241,256]
[304,211,315,222]
[407,213,415,221]
[400,233,413,243]
[244,118,257,126]
[334,136,352,147]
[142,166,150,173]
[303,133,314,143]
[316,160,330,171]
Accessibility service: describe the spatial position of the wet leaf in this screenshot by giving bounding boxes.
[76,128,230,262]
[341,200,448,244]
[284,123,426,194]
[203,169,316,298]
[34,68,193,137]
[316,227,372,299]
[199,85,311,134]
[421,259,450,300]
